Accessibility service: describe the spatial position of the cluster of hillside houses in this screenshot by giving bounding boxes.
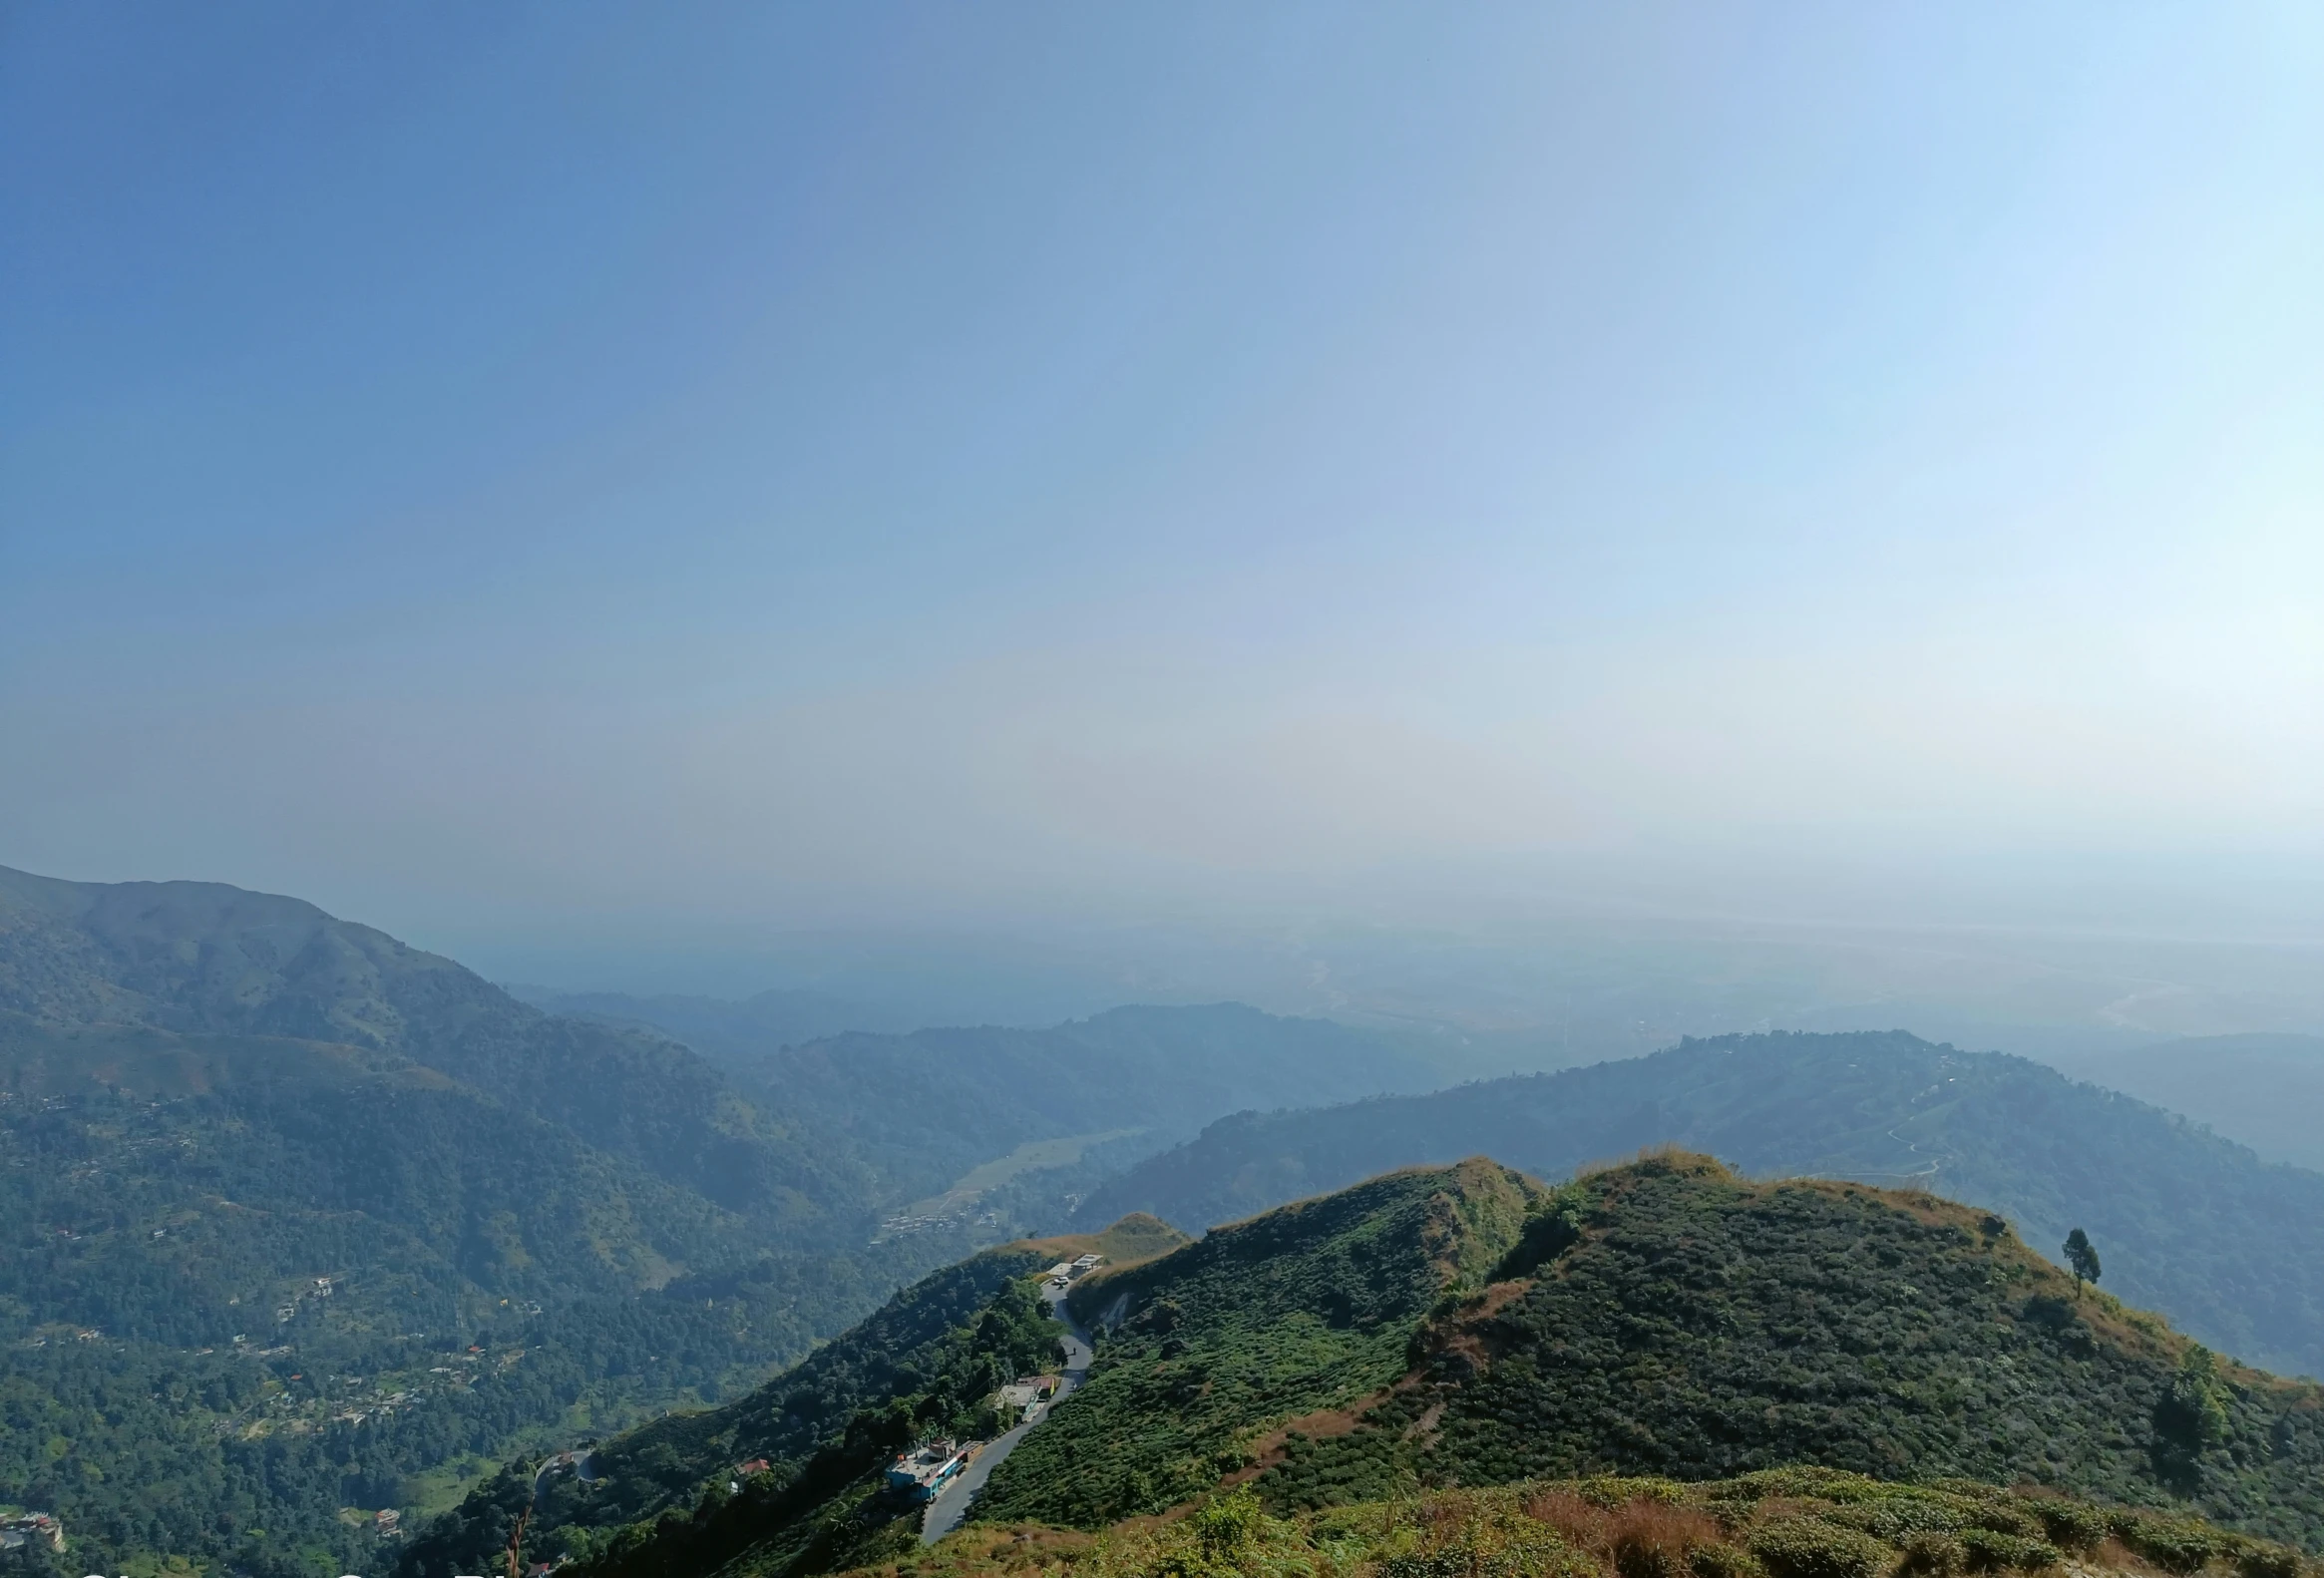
[0,1513,63,1552]
[881,1251,1102,1503]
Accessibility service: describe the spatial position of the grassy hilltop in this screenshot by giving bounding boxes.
[981,1154,2324,1544]
[419,1154,2324,1578]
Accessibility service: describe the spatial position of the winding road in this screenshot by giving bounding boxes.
[920,1282,1093,1544]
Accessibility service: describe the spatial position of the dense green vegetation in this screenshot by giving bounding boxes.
[972,1162,1543,1528]
[1016,1156,2324,1549]
[1078,1030,2324,1380]
[856,1471,2314,1578]
[1260,1157,2324,1545]
[18,868,2324,1578]
[0,1074,979,1578]
[402,1218,1191,1578]
[0,872,1094,1577]
[0,866,877,1237]
[400,1248,1069,1578]
[379,1156,2324,1578]
[0,864,1430,1578]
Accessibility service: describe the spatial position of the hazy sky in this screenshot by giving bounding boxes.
[5,5,2321,959]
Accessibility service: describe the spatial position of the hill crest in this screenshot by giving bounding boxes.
[1074,1028,2324,1381]
[447,1152,2324,1578]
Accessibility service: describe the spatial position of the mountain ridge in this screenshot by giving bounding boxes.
[2052,1033,2324,1172]
[1076,1029,2324,1381]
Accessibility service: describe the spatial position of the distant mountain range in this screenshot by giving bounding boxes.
[1075,1029,2324,1381]
[523,984,1443,1210]
[409,1155,2324,1578]
[2050,1032,2324,1172]
[508,985,922,1062]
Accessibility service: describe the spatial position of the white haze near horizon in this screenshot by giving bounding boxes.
[2,6,2320,1020]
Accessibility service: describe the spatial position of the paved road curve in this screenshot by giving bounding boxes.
[921,1283,1093,1543]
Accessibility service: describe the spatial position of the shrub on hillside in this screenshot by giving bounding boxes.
[2114,1513,2225,1574]
[2236,1542,2304,1578]
[1609,1503,1729,1578]
[1896,1532,1965,1577]
[2021,1500,2107,1554]
[1748,1518,1894,1578]
[1957,1528,2060,1572]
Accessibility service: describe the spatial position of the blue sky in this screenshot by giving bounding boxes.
[4,4,2320,961]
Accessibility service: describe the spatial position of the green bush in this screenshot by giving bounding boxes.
[2232,1541,2302,1578]
[1379,1554,1474,1578]
[2021,1501,2105,1555]
[1191,1488,1265,1563]
[2115,1515,2224,1575]
[1896,1534,1964,1578]
[1578,1477,1689,1509]
[1956,1528,2058,1572]
[1691,1544,1769,1578]
[1748,1518,1893,1578]
[1828,1498,1966,1542]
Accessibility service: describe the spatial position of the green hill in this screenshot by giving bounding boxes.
[1248,1155,2324,1546]
[1076,1030,2324,1381]
[990,1154,2324,1544]
[978,1160,1543,1527]
[0,869,1091,1578]
[457,1156,2324,1578]
[0,865,875,1232]
[0,898,963,1578]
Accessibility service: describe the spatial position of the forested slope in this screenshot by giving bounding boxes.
[0,870,1039,1578]
[1077,1030,2324,1380]
[0,866,872,1233]
[0,1037,975,1578]
[398,1218,1190,1578]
